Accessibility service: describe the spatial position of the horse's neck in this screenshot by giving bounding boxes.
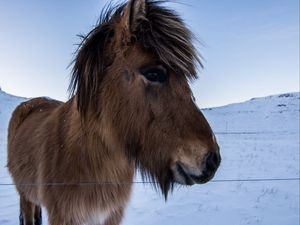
[62,99,134,182]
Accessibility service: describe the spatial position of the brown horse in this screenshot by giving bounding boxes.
[7,0,221,224]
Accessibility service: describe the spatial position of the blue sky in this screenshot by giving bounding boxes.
[0,0,299,107]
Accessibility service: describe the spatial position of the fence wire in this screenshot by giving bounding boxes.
[0,178,299,186]
[1,131,298,187]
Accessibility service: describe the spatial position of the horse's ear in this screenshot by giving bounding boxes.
[123,0,146,35]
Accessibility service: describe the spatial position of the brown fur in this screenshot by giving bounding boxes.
[7,1,220,225]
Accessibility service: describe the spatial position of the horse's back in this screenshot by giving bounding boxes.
[7,97,62,196]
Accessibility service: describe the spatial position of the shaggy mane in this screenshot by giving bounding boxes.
[69,0,201,116]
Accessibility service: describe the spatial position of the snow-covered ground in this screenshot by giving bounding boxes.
[0,90,299,225]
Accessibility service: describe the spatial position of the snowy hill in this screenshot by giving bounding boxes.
[203,92,299,133]
[0,90,26,132]
[0,90,299,225]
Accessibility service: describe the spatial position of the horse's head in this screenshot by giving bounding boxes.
[70,0,220,198]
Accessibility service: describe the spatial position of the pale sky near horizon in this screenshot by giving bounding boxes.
[0,0,299,108]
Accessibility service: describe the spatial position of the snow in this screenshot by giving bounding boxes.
[0,90,26,224]
[0,90,299,225]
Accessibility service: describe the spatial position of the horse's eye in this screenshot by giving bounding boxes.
[141,66,167,83]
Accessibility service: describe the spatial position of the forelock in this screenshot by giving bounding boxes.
[134,0,202,79]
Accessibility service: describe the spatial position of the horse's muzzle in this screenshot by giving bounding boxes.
[173,152,221,185]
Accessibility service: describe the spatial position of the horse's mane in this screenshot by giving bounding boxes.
[69,0,201,116]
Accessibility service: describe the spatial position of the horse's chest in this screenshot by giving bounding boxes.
[77,197,113,225]
[74,187,121,224]
[84,209,111,225]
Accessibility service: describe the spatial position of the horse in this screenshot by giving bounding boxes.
[7,0,221,224]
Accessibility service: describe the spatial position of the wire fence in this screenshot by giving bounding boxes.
[0,178,299,186]
[214,131,298,135]
[1,130,298,187]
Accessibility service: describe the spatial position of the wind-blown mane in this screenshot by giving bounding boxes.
[69,0,201,116]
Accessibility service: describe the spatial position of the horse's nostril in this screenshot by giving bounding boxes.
[204,152,220,172]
